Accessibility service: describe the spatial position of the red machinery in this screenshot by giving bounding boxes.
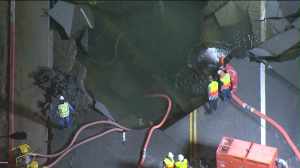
[217,137,278,168]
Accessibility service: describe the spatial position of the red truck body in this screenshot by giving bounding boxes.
[216,137,278,168]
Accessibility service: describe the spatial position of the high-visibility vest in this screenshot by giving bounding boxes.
[175,159,188,168]
[220,73,231,90]
[26,160,38,168]
[58,102,70,118]
[208,81,219,97]
[164,157,175,168]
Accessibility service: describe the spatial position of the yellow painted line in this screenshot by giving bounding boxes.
[189,112,193,159]
[189,109,198,160]
[193,109,197,159]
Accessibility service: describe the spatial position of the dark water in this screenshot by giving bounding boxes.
[79,1,252,128]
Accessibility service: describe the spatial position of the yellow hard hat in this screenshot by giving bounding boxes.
[18,144,31,155]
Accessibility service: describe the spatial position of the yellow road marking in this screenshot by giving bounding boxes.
[193,109,197,159]
[189,112,193,159]
[189,109,198,160]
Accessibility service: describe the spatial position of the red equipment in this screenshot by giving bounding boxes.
[224,64,238,93]
[217,137,278,168]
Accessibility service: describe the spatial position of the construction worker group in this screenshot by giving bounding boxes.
[207,55,232,112]
[163,152,188,168]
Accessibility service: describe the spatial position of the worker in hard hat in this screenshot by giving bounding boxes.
[163,152,175,168]
[208,75,219,112]
[175,154,188,168]
[12,144,33,168]
[218,69,231,101]
[57,95,75,128]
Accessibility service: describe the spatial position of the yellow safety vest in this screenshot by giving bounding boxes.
[175,159,188,168]
[208,81,219,97]
[164,157,175,168]
[26,160,38,168]
[220,73,231,90]
[58,102,70,118]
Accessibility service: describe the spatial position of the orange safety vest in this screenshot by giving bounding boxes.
[208,81,219,97]
[220,73,231,90]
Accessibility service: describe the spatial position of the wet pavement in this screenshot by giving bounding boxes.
[48,56,300,168]
[1,1,299,168]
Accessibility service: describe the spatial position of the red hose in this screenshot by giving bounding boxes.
[138,94,173,168]
[231,93,300,160]
[30,120,130,158]
[43,128,124,168]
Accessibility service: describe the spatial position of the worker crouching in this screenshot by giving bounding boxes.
[57,96,75,128]
[218,69,231,101]
[208,75,219,112]
[13,144,39,168]
[163,152,175,168]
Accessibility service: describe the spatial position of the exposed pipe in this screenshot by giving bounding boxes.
[8,0,16,167]
[138,94,173,168]
[231,93,300,161]
[30,120,130,158]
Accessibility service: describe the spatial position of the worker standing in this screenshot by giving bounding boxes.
[175,154,188,168]
[208,75,219,112]
[218,69,231,101]
[163,152,175,168]
[57,95,75,128]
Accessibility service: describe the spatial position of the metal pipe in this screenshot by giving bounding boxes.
[8,0,16,167]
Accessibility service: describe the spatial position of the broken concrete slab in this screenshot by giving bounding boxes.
[215,1,242,27]
[200,16,222,42]
[268,56,300,93]
[292,17,300,30]
[94,100,115,121]
[259,28,300,56]
[53,31,77,73]
[266,1,291,34]
[49,1,93,38]
[79,29,89,53]
[203,1,227,17]
[248,48,273,57]
[278,1,300,18]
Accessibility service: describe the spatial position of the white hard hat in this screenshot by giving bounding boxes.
[217,70,223,75]
[168,152,174,159]
[59,96,65,101]
[178,154,184,161]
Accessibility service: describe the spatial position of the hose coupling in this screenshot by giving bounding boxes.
[142,149,147,159]
[244,104,252,112]
[122,131,126,143]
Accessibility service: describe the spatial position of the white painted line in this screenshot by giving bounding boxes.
[260,0,267,145]
[260,63,266,145]
[80,8,93,29]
